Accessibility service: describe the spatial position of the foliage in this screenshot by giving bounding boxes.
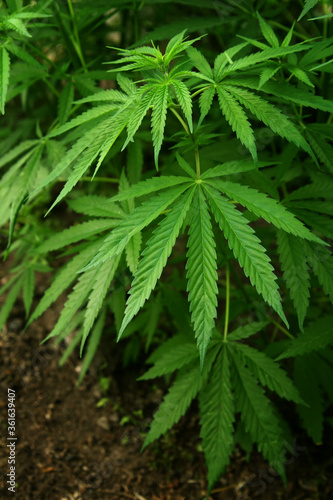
[1,0,333,495]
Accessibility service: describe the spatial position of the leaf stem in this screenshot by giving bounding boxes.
[170,107,190,135]
[269,317,294,339]
[223,263,230,341]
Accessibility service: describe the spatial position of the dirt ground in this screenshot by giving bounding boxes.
[1,274,333,500]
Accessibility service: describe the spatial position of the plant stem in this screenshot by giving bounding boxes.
[269,318,294,339]
[223,263,230,341]
[170,107,190,135]
[194,147,201,178]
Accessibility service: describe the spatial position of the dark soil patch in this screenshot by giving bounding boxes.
[1,276,333,499]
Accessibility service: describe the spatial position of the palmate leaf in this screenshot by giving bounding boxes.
[277,315,333,360]
[122,88,155,150]
[199,86,215,122]
[210,179,324,245]
[305,128,333,172]
[186,187,218,366]
[125,231,142,274]
[217,87,257,161]
[142,348,217,450]
[83,183,191,271]
[78,309,106,385]
[118,186,195,338]
[227,321,268,341]
[233,342,303,403]
[58,80,74,126]
[276,231,310,330]
[151,83,169,168]
[223,85,313,158]
[204,185,287,325]
[230,347,287,480]
[201,160,274,179]
[200,347,235,493]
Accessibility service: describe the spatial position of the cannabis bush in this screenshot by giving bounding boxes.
[1,0,333,494]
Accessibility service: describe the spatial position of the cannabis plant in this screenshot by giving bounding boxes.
[1,0,333,494]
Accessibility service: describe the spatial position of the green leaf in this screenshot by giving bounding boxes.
[37,219,120,253]
[200,348,235,493]
[204,185,287,326]
[217,86,257,161]
[122,88,155,150]
[224,85,314,157]
[199,86,215,122]
[151,84,169,168]
[227,321,268,341]
[142,348,216,450]
[186,46,213,78]
[305,128,333,172]
[81,255,121,354]
[78,309,106,385]
[119,186,195,338]
[175,153,197,179]
[298,0,319,21]
[28,240,103,326]
[171,78,193,132]
[257,13,279,48]
[67,196,126,219]
[125,231,142,274]
[0,276,24,332]
[43,268,96,342]
[233,343,303,403]
[0,47,10,114]
[201,160,273,179]
[58,80,74,126]
[211,179,323,244]
[186,187,218,366]
[276,232,310,330]
[230,347,286,480]
[109,175,192,202]
[83,184,190,271]
[139,342,198,380]
[277,316,333,360]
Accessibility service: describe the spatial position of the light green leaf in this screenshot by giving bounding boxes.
[151,84,169,168]
[199,86,215,122]
[228,321,268,341]
[217,86,257,162]
[37,219,120,253]
[125,231,142,274]
[172,78,193,132]
[186,187,218,365]
[204,185,287,326]
[305,242,333,304]
[175,153,197,179]
[84,184,190,271]
[119,186,195,338]
[67,196,126,219]
[109,175,192,202]
[257,13,279,48]
[0,277,24,332]
[23,267,34,318]
[211,179,324,244]
[78,309,106,385]
[139,342,198,380]
[81,255,121,353]
[298,0,319,21]
[0,47,11,114]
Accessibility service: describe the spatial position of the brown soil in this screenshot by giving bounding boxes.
[1,277,333,500]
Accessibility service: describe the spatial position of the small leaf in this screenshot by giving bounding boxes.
[0,47,11,114]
